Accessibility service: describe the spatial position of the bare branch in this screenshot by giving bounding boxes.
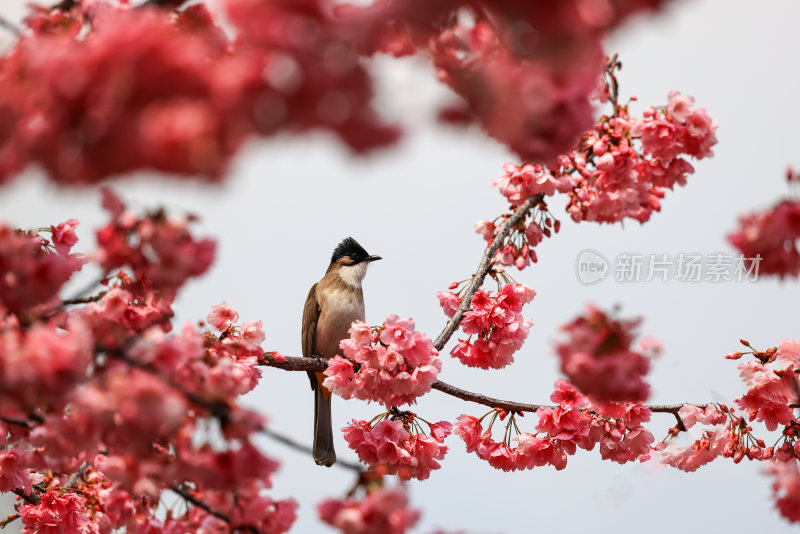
[259,427,363,472]
[433,194,542,351]
[0,15,21,37]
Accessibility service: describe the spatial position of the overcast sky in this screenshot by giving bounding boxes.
[2,0,800,532]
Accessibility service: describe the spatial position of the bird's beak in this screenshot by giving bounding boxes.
[366,255,382,262]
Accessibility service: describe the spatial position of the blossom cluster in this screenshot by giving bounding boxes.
[96,188,215,299]
[438,283,535,369]
[652,404,729,472]
[0,0,398,184]
[0,221,84,317]
[317,487,420,534]
[345,0,672,164]
[650,339,800,523]
[474,197,561,270]
[555,305,655,403]
[318,486,420,534]
[0,196,296,533]
[454,380,654,471]
[483,60,717,226]
[728,199,800,279]
[342,414,452,480]
[0,0,677,185]
[323,315,441,407]
[559,87,717,224]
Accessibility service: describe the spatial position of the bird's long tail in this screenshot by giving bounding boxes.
[313,372,336,467]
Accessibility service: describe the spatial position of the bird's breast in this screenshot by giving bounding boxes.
[315,287,365,358]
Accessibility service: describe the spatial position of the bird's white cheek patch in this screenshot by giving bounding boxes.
[339,263,368,287]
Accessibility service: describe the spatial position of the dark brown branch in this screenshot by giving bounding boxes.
[259,355,717,415]
[430,380,544,413]
[259,354,324,372]
[433,194,542,351]
[11,489,39,505]
[1,416,34,429]
[61,294,104,306]
[170,485,231,523]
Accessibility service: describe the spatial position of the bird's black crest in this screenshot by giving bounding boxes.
[331,237,369,263]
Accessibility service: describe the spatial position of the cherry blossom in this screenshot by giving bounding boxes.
[728,199,800,279]
[19,490,91,534]
[455,382,653,471]
[0,224,84,316]
[324,316,441,407]
[342,414,451,480]
[556,305,652,403]
[768,460,800,523]
[440,283,535,369]
[318,486,420,534]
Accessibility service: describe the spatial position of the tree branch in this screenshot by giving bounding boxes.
[259,426,363,472]
[259,355,716,415]
[0,15,21,37]
[433,194,542,351]
[170,485,231,524]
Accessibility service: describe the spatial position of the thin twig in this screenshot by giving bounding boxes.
[61,294,105,306]
[0,15,21,37]
[170,485,231,523]
[64,462,90,489]
[433,194,542,351]
[259,427,363,472]
[0,416,33,429]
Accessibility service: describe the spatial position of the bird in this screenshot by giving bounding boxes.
[302,237,381,466]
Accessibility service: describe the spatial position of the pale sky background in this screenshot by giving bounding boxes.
[1,0,799,532]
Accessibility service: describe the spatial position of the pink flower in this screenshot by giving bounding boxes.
[96,189,216,294]
[549,379,588,408]
[729,198,800,279]
[240,320,265,347]
[0,317,93,411]
[0,449,42,495]
[493,162,563,204]
[51,219,80,256]
[342,417,450,481]
[666,90,695,122]
[453,415,484,453]
[449,283,534,370]
[535,406,591,442]
[655,427,728,472]
[318,487,420,534]
[436,291,461,318]
[0,225,84,315]
[325,317,441,407]
[556,305,651,403]
[380,315,417,351]
[557,91,716,225]
[677,404,726,430]
[207,301,239,331]
[20,490,91,534]
[474,220,496,241]
[767,460,800,523]
[778,339,800,367]
[455,410,570,472]
[736,375,795,431]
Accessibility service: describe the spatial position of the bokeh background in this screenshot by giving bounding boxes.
[1,0,799,532]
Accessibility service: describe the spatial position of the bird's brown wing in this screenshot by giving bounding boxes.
[302,283,320,389]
